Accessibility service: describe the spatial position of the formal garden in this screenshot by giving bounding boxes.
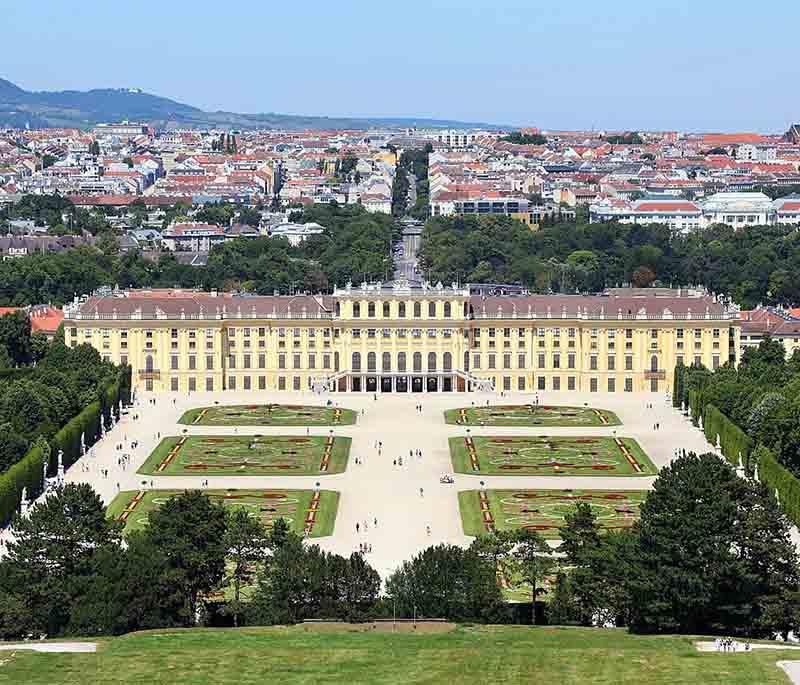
[179,404,357,427]
[107,488,339,537]
[449,436,655,476]
[444,404,620,427]
[459,488,646,538]
[138,435,351,476]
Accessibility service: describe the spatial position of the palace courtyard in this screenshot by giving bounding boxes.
[51,390,715,578]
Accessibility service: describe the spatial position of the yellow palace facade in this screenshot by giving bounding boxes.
[63,282,741,395]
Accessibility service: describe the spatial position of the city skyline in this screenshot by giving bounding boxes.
[4,0,800,132]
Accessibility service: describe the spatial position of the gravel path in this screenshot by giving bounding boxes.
[0,642,97,653]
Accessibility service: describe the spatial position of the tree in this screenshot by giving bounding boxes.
[559,502,601,566]
[500,131,547,145]
[510,530,555,623]
[223,508,269,627]
[0,483,120,636]
[629,452,800,636]
[0,310,31,365]
[631,266,656,288]
[30,331,50,363]
[145,491,228,625]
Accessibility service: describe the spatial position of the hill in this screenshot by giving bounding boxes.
[0,77,503,131]
[1,625,798,684]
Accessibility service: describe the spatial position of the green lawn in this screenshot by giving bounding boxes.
[445,404,621,427]
[179,404,357,426]
[459,489,647,539]
[449,436,656,476]
[106,489,339,538]
[1,625,796,684]
[137,435,351,476]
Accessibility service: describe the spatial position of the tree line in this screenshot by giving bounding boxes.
[0,203,396,306]
[0,315,122,473]
[418,214,800,307]
[2,453,798,639]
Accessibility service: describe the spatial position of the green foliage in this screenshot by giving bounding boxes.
[629,452,800,637]
[756,445,800,527]
[702,404,753,468]
[499,131,547,145]
[605,132,644,144]
[0,436,48,527]
[0,310,31,365]
[385,542,507,623]
[147,491,228,624]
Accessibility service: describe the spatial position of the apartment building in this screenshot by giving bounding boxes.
[63,283,741,395]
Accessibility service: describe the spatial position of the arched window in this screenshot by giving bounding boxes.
[383,302,390,317]
[443,352,452,372]
[367,351,376,372]
[398,352,407,372]
[368,302,376,318]
[382,352,391,372]
[145,355,154,371]
[463,351,470,371]
[413,352,422,372]
[428,352,437,372]
[428,301,436,317]
[398,302,406,318]
[352,352,361,371]
[651,355,658,372]
[353,302,361,318]
[413,302,421,318]
[335,302,341,317]
[444,302,451,318]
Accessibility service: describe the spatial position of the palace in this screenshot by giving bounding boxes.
[63,281,741,395]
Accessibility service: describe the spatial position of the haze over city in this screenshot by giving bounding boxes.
[4,0,800,131]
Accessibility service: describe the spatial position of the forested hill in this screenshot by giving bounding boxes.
[0,77,502,131]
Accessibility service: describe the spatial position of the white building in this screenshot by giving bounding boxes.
[699,192,774,227]
[268,222,325,246]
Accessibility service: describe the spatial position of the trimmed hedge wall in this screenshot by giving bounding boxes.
[757,445,800,527]
[688,389,702,425]
[0,365,131,524]
[0,439,47,527]
[702,404,753,469]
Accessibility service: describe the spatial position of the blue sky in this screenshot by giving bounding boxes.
[4,0,799,131]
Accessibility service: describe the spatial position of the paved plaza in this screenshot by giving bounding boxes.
[26,388,716,579]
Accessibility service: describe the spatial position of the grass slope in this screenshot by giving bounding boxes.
[137,436,351,476]
[449,436,656,476]
[0,626,795,684]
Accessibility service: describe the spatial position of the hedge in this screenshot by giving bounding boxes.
[702,404,753,469]
[0,439,48,527]
[49,366,131,475]
[688,389,702,426]
[0,368,34,384]
[672,362,685,409]
[0,365,132,522]
[756,445,800,527]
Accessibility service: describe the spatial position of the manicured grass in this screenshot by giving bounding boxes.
[179,404,357,426]
[106,489,339,538]
[445,404,621,427]
[449,436,656,476]
[459,489,647,539]
[137,435,351,476]
[1,625,796,684]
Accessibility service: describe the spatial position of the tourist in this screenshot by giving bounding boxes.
[356,522,360,533]
[426,525,431,536]
[419,487,424,497]
[374,517,377,527]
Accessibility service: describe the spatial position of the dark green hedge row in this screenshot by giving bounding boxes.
[0,439,47,527]
[1,365,131,525]
[757,445,800,527]
[702,404,753,469]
